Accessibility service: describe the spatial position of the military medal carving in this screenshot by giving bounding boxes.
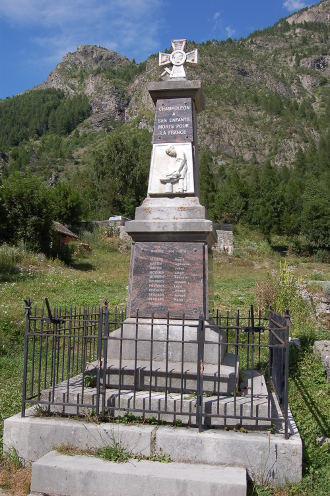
[159,39,198,79]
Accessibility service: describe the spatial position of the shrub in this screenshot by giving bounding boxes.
[256,261,315,339]
[0,244,20,275]
[51,181,83,231]
[51,240,75,264]
[83,125,151,218]
[314,249,330,263]
[274,260,298,313]
[0,174,54,254]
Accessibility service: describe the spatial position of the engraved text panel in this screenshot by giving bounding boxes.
[153,98,194,144]
[128,242,205,318]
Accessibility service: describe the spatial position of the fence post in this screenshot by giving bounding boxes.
[102,301,109,416]
[95,306,103,417]
[284,309,290,439]
[196,315,205,432]
[235,309,239,356]
[268,307,273,381]
[22,299,32,417]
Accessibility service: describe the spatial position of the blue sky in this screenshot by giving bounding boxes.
[0,0,320,98]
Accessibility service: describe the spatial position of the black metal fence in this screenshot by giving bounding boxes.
[22,300,290,437]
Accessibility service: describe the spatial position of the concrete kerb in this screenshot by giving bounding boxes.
[3,409,153,464]
[3,407,302,485]
[155,422,302,486]
[30,451,247,496]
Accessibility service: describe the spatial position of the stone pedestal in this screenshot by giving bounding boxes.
[126,80,215,319]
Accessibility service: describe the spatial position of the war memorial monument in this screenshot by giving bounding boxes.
[2,40,302,496]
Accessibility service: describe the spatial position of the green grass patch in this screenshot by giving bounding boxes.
[56,440,171,464]
[0,228,329,494]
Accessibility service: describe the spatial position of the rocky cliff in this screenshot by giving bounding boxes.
[2,0,329,178]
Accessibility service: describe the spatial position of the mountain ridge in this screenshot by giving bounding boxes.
[0,0,329,179]
[32,0,330,169]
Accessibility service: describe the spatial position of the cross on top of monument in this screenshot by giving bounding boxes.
[159,39,198,80]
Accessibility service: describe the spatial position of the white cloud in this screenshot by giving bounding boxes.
[0,0,162,63]
[283,0,306,13]
[212,11,221,30]
[211,11,236,39]
[225,26,236,39]
[0,1,160,25]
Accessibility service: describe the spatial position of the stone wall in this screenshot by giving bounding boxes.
[214,224,234,255]
[119,225,132,241]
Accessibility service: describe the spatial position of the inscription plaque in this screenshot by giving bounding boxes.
[128,242,206,318]
[153,98,194,144]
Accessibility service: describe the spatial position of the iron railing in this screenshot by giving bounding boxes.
[22,300,290,437]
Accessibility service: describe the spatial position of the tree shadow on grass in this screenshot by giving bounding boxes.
[0,270,35,283]
[289,341,330,473]
[291,373,329,438]
[70,261,95,272]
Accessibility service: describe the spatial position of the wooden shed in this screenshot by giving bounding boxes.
[53,221,78,245]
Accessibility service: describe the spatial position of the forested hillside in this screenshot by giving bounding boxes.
[0,0,329,255]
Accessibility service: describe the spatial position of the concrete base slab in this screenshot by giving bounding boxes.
[30,451,247,496]
[3,408,302,485]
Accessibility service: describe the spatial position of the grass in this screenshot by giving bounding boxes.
[0,230,130,443]
[0,226,329,495]
[34,408,184,428]
[56,440,171,464]
[249,345,330,496]
[0,448,31,496]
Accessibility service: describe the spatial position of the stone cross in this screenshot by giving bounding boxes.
[159,39,198,79]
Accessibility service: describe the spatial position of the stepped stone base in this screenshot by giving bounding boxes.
[90,352,238,395]
[106,318,227,365]
[4,407,302,485]
[39,370,271,427]
[30,451,247,496]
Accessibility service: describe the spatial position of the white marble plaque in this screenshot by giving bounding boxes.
[148,143,194,196]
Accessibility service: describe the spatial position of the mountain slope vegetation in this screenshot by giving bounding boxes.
[0,0,329,252]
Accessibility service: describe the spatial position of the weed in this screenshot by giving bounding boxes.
[0,448,31,496]
[0,244,20,275]
[1,448,23,470]
[56,444,87,457]
[84,373,97,388]
[33,405,52,417]
[115,412,140,424]
[112,413,169,426]
[310,272,326,282]
[148,453,172,463]
[233,425,248,433]
[56,441,172,465]
[96,442,132,463]
[314,250,329,264]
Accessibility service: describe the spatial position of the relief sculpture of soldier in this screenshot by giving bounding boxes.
[160,145,188,193]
